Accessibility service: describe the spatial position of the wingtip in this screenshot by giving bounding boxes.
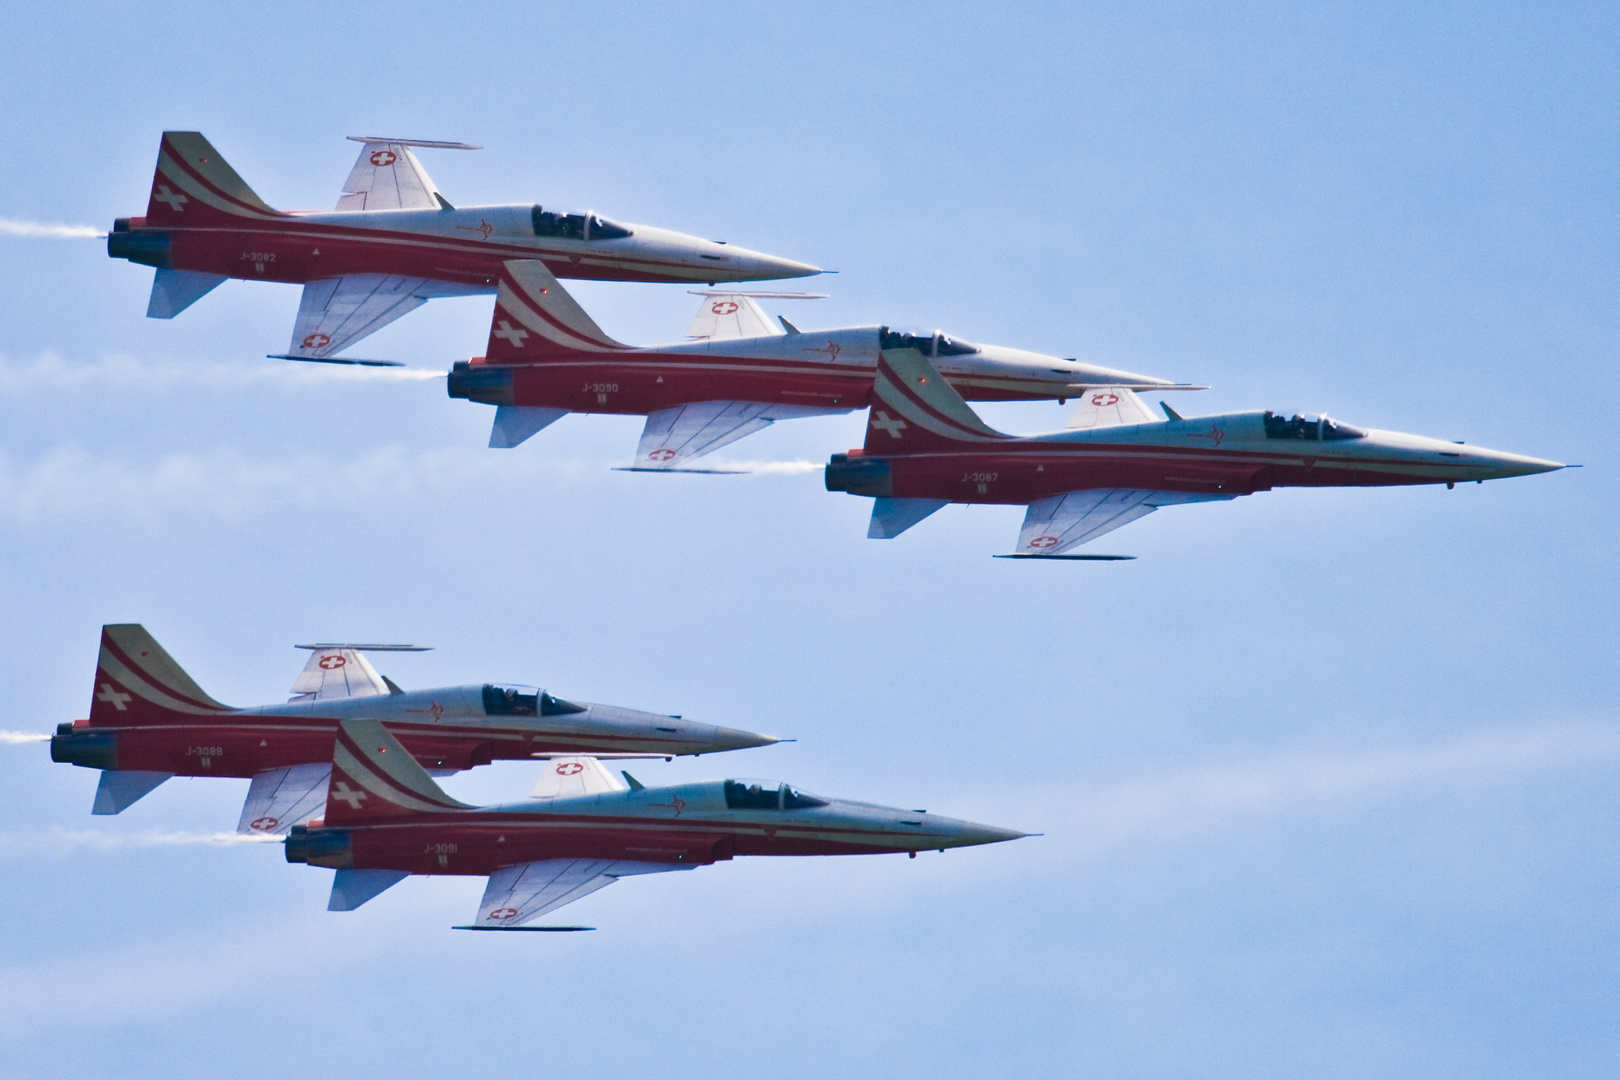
[992,553,1137,561]
[452,925,596,932]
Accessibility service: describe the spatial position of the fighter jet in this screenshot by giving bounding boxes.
[106,132,820,363]
[49,625,776,834]
[283,719,1026,928]
[823,348,1566,557]
[445,258,1194,468]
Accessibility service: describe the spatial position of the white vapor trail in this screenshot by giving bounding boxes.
[707,459,822,475]
[0,828,281,853]
[0,218,104,239]
[0,731,48,744]
[0,352,443,393]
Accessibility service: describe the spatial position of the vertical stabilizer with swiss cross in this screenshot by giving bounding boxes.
[863,348,1005,454]
[145,132,280,227]
[483,259,627,363]
[325,719,471,824]
[90,624,231,726]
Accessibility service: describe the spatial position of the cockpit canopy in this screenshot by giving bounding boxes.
[878,327,980,357]
[530,206,634,241]
[724,779,829,810]
[481,683,588,717]
[1262,412,1368,441]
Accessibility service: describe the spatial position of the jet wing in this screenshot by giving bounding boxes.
[529,756,629,800]
[285,274,489,360]
[334,136,478,211]
[237,762,331,835]
[1065,387,1160,429]
[289,647,388,701]
[684,291,827,341]
[468,858,693,928]
[1011,489,1236,556]
[631,401,852,470]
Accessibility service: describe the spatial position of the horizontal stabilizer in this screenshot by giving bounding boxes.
[490,405,568,449]
[328,868,410,911]
[147,269,226,319]
[92,770,172,815]
[868,497,948,539]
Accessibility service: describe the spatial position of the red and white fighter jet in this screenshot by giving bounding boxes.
[446,259,1192,468]
[49,625,777,834]
[284,719,1026,928]
[107,132,821,363]
[824,348,1566,557]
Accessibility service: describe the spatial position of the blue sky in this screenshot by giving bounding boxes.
[1,2,1616,1077]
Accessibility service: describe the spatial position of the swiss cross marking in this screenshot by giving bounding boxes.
[96,683,132,711]
[331,781,367,810]
[318,655,346,670]
[492,319,530,348]
[648,448,678,462]
[249,816,280,831]
[152,185,189,211]
[1028,535,1061,550]
[369,150,398,167]
[555,761,586,776]
[711,301,739,315]
[488,907,520,921]
[1090,392,1120,406]
[871,411,908,439]
[302,333,331,350]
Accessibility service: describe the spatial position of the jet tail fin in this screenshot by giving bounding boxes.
[483,259,628,362]
[325,719,471,824]
[146,132,280,225]
[90,624,230,725]
[863,348,1005,453]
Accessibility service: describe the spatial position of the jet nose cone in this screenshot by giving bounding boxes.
[1479,449,1566,479]
[712,726,781,752]
[953,822,1028,847]
[750,253,822,280]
